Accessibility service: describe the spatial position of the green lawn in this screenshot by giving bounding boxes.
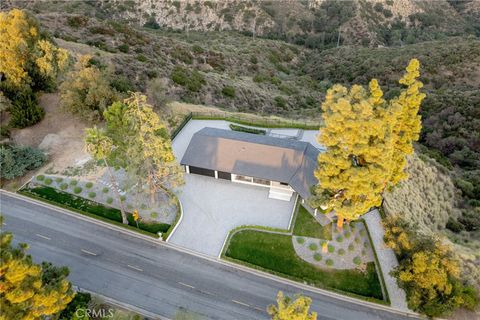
[20,185,170,235]
[225,230,384,301]
[293,206,332,240]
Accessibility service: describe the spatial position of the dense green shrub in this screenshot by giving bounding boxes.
[348,243,355,251]
[222,86,236,98]
[274,96,287,109]
[70,180,78,186]
[55,177,63,183]
[106,197,113,204]
[0,145,46,180]
[353,256,362,265]
[117,44,129,53]
[88,192,96,198]
[85,182,93,189]
[313,253,322,261]
[120,195,126,201]
[9,90,45,128]
[338,248,346,255]
[44,178,52,185]
[150,212,159,219]
[336,235,343,243]
[102,187,109,193]
[308,243,318,251]
[170,66,205,92]
[60,183,68,190]
[73,187,82,194]
[328,244,335,253]
[36,175,45,181]
[326,259,334,266]
[229,124,266,135]
[296,237,305,244]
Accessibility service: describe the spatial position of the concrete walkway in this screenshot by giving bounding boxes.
[364,209,410,312]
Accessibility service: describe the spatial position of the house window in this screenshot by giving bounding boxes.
[253,177,270,186]
[235,175,252,183]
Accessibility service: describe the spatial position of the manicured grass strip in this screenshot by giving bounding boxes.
[225,230,384,301]
[293,206,332,240]
[19,185,170,238]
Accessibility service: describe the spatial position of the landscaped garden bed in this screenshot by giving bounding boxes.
[19,183,171,238]
[223,205,386,303]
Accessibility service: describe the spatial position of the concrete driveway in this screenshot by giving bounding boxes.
[168,174,295,256]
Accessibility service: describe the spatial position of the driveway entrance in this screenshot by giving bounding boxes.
[168,174,295,256]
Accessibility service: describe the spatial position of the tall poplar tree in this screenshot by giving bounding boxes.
[311,59,425,227]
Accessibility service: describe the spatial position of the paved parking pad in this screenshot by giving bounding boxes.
[169,174,295,256]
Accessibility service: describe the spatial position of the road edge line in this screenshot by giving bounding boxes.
[1,190,420,318]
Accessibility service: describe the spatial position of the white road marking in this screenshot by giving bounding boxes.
[200,290,214,296]
[81,249,98,256]
[127,265,143,272]
[232,300,250,307]
[35,233,51,240]
[254,306,265,312]
[177,282,195,289]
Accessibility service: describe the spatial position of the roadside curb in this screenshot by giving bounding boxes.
[1,190,421,319]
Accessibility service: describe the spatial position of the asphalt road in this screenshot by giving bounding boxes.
[0,192,415,320]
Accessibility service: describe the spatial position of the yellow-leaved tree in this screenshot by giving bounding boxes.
[0,217,75,320]
[0,8,69,89]
[311,59,425,227]
[267,291,317,320]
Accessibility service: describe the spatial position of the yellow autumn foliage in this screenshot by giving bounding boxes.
[312,59,425,226]
[0,231,74,320]
[0,9,69,89]
[267,291,317,320]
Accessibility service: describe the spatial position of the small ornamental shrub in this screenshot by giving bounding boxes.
[362,249,367,256]
[296,237,305,244]
[313,253,322,261]
[140,203,147,210]
[348,243,355,251]
[308,243,318,251]
[150,212,159,219]
[36,175,45,181]
[44,178,52,185]
[364,241,370,248]
[336,235,343,243]
[70,179,78,186]
[73,187,82,194]
[353,256,362,265]
[338,248,346,255]
[344,231,351,239]
[85,182,93,189]
[102,187,109,193]
[120,195,126,201]
[354,237,361,243]
[88,192,96,198]
[127,204,133,210]
[359,229,366,237]
[106,197,113,204]
[326,259,334,266]
[328,244,335,253]
[55,177,63,183]
[60,183,68,190]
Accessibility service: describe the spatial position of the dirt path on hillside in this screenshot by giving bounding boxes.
[6,93,91,189]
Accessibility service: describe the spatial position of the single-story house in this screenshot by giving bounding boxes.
[180,127,320,207]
